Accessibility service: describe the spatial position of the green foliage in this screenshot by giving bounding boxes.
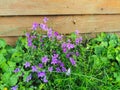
[1,18,120,90]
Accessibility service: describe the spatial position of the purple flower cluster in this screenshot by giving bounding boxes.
[25,33,36,48]
[40,23,48,31]
[40,17,48,30]
[42,56,49,64]
[37,71,48,83]
[48,54,67,72]
[56,67,61,72]
[66,51,79,58]
[57,35,63,40]
[32,22,38,30]
[22,17,82,86]
[38,71,46,78]
[62,42,75,53]
[26,33,32,47]
[51,54,59,65]
[75,37,82,45]
[58,61,67,72]
[53,31,63,41]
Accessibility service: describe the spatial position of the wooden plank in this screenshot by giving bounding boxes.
[0,15,120,36]
[0,36,18,45]
[0,0,120,15]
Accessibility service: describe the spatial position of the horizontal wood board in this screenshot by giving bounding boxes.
[0,15,120,36]
[0,0,120,15]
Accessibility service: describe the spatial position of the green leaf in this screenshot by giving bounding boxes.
[107,47,115,59]
[1,72,11,85]
[0,39,6,48]
[109,40,117,47]
[39,84,45,90]
[0,54,6,65]
[100,42,108,47]
[11,52,23,63]
[114,72,120,83]
[0,49,7,54]
[23,72,29,82]
[94,46,105,56]
[7,61,16,69]
[70,33,77,40]
[1,62,9,72]
[116,54,120,63]
[9,75,18,86]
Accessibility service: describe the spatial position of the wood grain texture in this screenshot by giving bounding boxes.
[0,0,120,15]
[0,36,18,45]
[0,15,120,36]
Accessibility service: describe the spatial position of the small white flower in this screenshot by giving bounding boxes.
[66,68,71,76]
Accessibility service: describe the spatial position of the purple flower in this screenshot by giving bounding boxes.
[32,22,38,30]
[59,62,64,67]
[54,31,59,37]
[51,54,59,65]
[62,42,67,48]
[14,68,20,73]
[38,63,43,68]
[38,71,46,78]
[25,33,30,37]
[32,45,36,49]
[67,43,75,50]
[42,56,49,64]
[52,50,56,54]
[43,17,49,23]
[53,54,59,58]
[56,67,61,72]
[11,85,18,90]
[67,39,71,43]
[43,76,48,83]
[57,35,63,40]
[24,62,31,68]
[31,35,36,39]
[47,28,53,38]
[48,67,53,72]
[51,58,58,65]
[40,23,48,31]
[27,37,32,47]
[62,42,74,51]
[26,74,32,82]
[63,48,67,53]
[31,66,37,72]
[40,38,43,42]
[62,67,67,72]
[75,37,82,45]
[69,58,76,66]
[66,53,70,58]
[75,30,79,35]
[76,51,80,56]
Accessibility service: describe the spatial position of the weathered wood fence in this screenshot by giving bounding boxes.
[0,0,120,45]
